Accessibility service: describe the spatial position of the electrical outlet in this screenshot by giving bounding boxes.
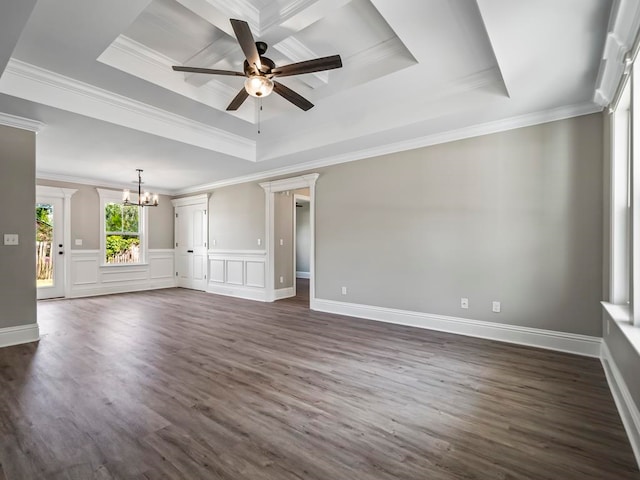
[341,286,347,295]
[492,301,501,313]
[3,234,19,246]
[279,238,284,246]
[212,239,216,246]
[279,276,284,284]
[461,297,469,309]
[75,239,83,246]
[257,238,261,246]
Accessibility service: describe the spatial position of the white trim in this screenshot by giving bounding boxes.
[601,341,640,468]
[0,112,44,132]
[296,271,311,279]
[175,103,601,196]
[171,194,209,208]
[96,188,147,265]
[260,174,319,305]
[593,0,640,107]
[274,287,295,300]
[206,283,268,302]
[35,187,77,298]
[1,58,256,161]
[0,324,39,348]
[311,298,602,358]
[67,282,175,299]
[208,249,266,256]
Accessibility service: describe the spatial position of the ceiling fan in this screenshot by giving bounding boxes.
[172,19,343,112]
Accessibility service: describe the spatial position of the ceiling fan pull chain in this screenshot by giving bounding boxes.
[258,99,262,134]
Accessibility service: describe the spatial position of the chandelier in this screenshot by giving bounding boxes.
[122,169,158,207]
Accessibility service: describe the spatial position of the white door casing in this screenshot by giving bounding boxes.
[36,186,77,299]
[172,195,208,291]
[260,174,318,303]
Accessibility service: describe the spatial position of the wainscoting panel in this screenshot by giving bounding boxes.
[210,260,225,283]
[207,250,267,301]
[246,261,266,288]
[227,261,244,285]
[68,249,176,298]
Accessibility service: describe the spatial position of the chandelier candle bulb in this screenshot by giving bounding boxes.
[122,169,159,208]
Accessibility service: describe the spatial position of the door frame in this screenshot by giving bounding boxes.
[260,173,319,304]
[171,194,209,290]
[36,186,77,299]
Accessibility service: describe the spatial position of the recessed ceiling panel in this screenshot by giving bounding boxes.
[99,0,416,122]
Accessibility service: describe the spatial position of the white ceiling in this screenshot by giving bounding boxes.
[0,0,627,193]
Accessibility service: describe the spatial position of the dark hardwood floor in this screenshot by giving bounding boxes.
[0,282,637,479]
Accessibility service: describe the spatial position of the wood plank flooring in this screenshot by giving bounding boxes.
[0,281,637,479]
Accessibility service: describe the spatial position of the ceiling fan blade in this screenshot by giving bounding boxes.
[271,55,342,78]
[226,88,250,111]
[273,81,314,111]
[172,66,245,76]
[230,19,261,72]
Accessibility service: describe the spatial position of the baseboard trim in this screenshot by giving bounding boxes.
[601,342,640,468]
[296,271,310,279]
[274,287,295,300]
[311,298,602,357]
[68,280,176,299]
[0,323,40,348]
[206,283,268,302]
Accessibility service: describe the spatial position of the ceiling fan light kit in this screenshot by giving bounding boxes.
[245,75,274,97]
[172,18,342,111]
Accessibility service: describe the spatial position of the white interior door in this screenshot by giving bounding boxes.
[36,196,64,299]
[175,204,207,290]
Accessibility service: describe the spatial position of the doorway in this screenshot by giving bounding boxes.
[294,194,310,302]
[36,196,64,299]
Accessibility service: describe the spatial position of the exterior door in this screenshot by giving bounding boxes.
[36,196,64,299]
[175,204,207,290]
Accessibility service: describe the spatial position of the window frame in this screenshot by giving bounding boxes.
[97,188,148,267]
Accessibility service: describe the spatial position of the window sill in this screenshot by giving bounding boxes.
[100,263,149,268]
[602,301,640,355]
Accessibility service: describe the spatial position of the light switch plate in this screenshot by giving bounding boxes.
[3,234,19,246]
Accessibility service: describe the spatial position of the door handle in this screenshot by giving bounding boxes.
[187,250,194,253]
[58,251,64,255]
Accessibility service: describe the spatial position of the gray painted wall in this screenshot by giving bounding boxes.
[209,182,265,250]
[296,201,311,273]
[0,125,36,329]
[147,195,174,249]
[314,113,603,336]
[36,179,174,250]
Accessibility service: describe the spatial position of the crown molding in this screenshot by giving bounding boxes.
[174,102,602,195]
[0,112,45,133]
[36,171,174,196]
[594,0,640,107]
[0,58,256,161]
[98,36,254,123]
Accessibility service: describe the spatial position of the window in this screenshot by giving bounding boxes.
[105,203,140,264]
[97,189,147,265]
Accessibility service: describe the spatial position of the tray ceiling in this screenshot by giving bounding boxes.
[0,0,621,192]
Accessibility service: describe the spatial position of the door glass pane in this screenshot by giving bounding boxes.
[36,203,54,288]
